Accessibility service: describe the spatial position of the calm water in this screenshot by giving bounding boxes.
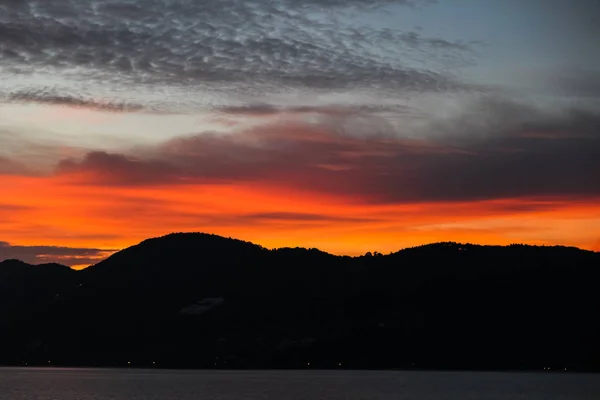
[0,368,599,400]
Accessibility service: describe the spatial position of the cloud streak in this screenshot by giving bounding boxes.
[6,90,144,112]
[0,241,115,267]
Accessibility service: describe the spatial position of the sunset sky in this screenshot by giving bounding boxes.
[1,0,599,268]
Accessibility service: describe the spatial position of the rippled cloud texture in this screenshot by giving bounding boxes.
[1,0,599,266]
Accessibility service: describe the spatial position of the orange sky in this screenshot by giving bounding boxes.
[2,173,599,269]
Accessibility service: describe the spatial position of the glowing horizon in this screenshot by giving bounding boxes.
[2,168,599,268]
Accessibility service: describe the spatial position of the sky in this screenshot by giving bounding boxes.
[1,0,599,268]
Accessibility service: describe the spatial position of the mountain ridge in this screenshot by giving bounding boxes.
[2,232,598,271]
[0,232,599,371]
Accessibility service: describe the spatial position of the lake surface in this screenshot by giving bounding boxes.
[0,368,599,400]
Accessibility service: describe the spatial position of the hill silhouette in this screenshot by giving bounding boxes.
[0,233,599,371]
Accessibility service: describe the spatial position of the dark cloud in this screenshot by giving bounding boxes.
[483,201,564,214]
[6,90,144,112]
[156,211,380,228]
[0,0,476,98]
[0,241,115,267]
[216,103,413,116]
[56,151,182,185]
[0,156,29,175]
[0,204,29,212]
[395,31,479,52]
[231,212,377,224]
[53,98,600,203]
[429,96,600,141]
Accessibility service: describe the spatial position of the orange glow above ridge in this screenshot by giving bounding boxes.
[1,172,599,268]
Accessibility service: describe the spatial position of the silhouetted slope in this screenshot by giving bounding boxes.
[0,259,75,302]
[0,234,599,371]
[82,233,270,294]
[82,233,351,296]
[0,259,77,365]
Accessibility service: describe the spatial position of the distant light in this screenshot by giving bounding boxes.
[307,362,311,366]
[127,361,131,365]
[338,362,342,367]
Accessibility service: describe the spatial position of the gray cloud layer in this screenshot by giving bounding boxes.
[0,0,478,106]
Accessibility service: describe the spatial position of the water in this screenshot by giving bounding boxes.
[0,368,598,400]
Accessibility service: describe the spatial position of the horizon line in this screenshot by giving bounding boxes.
[1,231,598,270]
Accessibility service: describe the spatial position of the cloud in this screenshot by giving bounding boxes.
[422,96,598,142]
[481,200,564,215]
[130,210,381,230]
[216,103,414,117]
[218,212,378,224]
[395,30,481,52]
[0,0,477,102]
[6,90,144,112]
[53,98,600,203]
[0,241,115,267]
[0,204,29,212]
[0,156,30,175]
[56,151,182,185]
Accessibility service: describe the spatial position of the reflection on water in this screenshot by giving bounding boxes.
[1,368,599,400]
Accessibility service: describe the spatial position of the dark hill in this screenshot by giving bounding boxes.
[0,258,75,300]
[0,259,77,364]
[0,233,599,371]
